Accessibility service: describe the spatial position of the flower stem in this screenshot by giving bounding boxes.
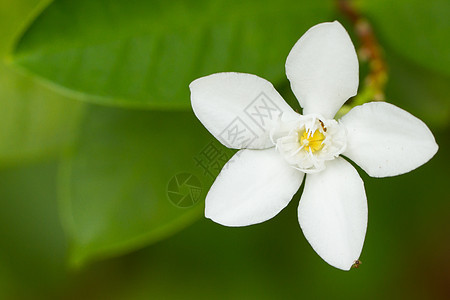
[335,0,388,119]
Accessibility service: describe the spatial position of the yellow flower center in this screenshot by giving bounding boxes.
[300,130,325,153]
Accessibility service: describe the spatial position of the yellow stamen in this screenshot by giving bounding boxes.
[300,130,325,153]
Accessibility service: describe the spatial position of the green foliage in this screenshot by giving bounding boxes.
[0,0,449,297]
[0,161,68,295]
[358,0,450,77]
[386,54,450,129]
[0,65,85,165]
[60,106,220,266]
[11,0,333,108]
[0,0,84,166]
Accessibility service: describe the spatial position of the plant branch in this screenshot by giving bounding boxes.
[336,0,388,117]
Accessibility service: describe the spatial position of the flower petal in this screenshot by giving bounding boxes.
[190,73,296,149]
[298,157,367,271]
[341,102,438,177]
[206,148,304,226]
[285,21,359,119]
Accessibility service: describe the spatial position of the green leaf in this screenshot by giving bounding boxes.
[0,161,68,295]
[386,54,450,129]
[11,0,333,109]
[0,65,85,165]
[0,0,85,165]
[60,106,227,266]
[0,0,44,55]
[359,0,450,77]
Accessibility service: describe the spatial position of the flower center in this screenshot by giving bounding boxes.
[300,130,325,153]
[272,114,347,173]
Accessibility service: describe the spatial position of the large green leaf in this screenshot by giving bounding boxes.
[60,106,227,266]
[0,65,85,165]
[359,0,450,77]
[11,0,332,108]
[0,161,68,296]
[386,54,450,129]
[0,0,85,165]
[56,130,450,299]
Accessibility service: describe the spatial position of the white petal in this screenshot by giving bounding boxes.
[206,148,304,226]
[190,73,296,149]
[298,157,367,271]
[341,102,438,177]
[286,21,359,119]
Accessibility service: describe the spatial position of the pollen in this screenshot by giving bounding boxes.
[300,129,325,153]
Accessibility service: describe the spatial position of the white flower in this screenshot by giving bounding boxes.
[189,21,438,270]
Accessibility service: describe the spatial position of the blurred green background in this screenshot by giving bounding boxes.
[0,0,449,298]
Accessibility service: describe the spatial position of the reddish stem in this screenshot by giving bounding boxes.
[337,0,387,101]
